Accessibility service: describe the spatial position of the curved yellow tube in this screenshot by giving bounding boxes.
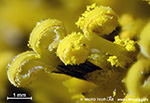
[7,51,51,87]
[29,19,67,54]
[126,58,150,98]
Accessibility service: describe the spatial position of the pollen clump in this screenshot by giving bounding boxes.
[114,36,136,52]
[107,56,121,67]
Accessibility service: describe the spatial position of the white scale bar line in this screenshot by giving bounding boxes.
[7,97,32,100]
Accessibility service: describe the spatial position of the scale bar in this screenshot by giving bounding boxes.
[7,97,32,100]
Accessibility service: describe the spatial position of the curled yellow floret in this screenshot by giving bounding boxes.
[126,58,150,98]
[57,32,90,65]
[7,51,51,87]
[76,3,118,36]
[29,19,67,54]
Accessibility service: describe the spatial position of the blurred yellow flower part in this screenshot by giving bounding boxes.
[140,21,150,59]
